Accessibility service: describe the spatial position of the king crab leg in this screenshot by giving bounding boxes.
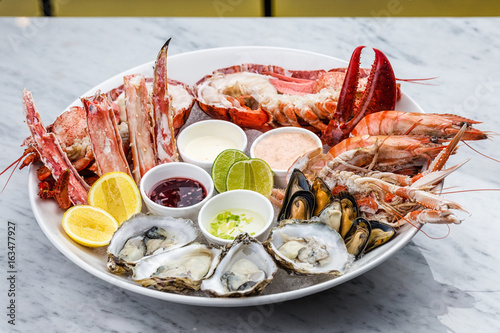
[124,74,157,183]
[152,38,178,163]
[82,92,132,177]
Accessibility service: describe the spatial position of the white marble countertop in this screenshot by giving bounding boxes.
[1,17,499,333]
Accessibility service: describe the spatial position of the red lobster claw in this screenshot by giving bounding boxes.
[322,46,397,146]
[38,169,72,209]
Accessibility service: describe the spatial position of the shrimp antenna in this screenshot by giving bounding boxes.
[462,140,500,164]
[0,157,22,194]
[396,77,439,86]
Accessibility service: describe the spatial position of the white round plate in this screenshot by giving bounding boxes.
[29,46,423,307]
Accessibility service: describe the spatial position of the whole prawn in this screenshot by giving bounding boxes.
[280,123,475,227]
[352,110,489,140]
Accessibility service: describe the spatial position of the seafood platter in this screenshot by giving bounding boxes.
[17,40,489,307]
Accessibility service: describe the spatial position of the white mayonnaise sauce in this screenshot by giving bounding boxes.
[184,135,239,162]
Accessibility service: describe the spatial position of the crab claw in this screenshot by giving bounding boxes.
[322,46,397,146]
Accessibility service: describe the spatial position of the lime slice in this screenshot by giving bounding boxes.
[211,149,249,193]
[226,158,274,197]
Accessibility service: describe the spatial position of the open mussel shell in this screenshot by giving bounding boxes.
[311,177,334,216]
[132,243,221,293]
[343,217,372,259]
[201,233,278,297]
[107,214,198,275]
[337,191,359,238]
[278,169,310,221]
[318,199,342,232]
[282,190,315,220]
[264,219,352,275]
[365,221,396,253]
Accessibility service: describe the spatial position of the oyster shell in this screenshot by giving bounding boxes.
[107,214,198,275]
[132,243,221,292]
[264,220,352,275]
[201,233,277,297]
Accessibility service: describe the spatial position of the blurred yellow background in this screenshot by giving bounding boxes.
[274,0,500,17]
[1,0,499,17]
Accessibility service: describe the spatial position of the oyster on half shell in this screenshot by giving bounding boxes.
[264,220,353,275]
[132,243,221,292]
[107,214,198,275]
[201,233,277,297]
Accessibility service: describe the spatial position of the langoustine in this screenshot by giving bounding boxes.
[278,124,471,230]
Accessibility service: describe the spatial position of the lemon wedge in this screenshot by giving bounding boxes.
[88,171,142,225]
[62,205,119,247]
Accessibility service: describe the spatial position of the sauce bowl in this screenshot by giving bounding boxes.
[177,120,248,174]
[197,189,275,246]
[140,162,215,221]
[250,127,323,188]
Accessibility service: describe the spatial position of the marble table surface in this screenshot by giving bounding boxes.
[1,17,499,333]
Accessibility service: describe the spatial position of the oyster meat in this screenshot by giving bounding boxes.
[265,220,353,275]
[201,233,277,297]
[107,214,198,275]
[132,243,221,292]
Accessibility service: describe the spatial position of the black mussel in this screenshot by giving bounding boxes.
[283,190,315,220]
[336,191,359,238]
[311,177,334,216]
[343,217,372,259]
[365,221,396,253]
[318,199,342,232]
[278,169,311,220]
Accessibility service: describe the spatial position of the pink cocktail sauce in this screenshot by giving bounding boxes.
[253,132,319,170]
